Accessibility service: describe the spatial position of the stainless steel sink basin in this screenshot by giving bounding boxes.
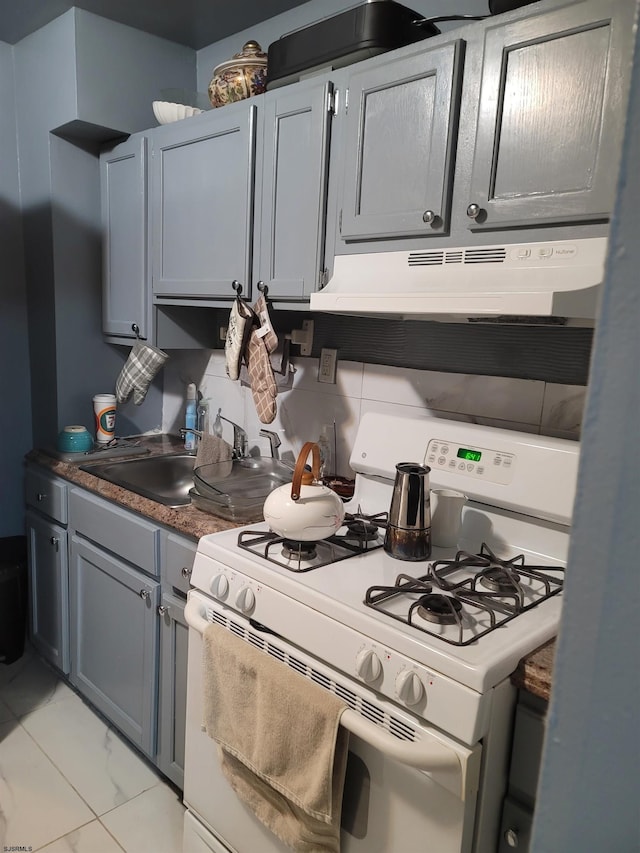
[80,453,196,507]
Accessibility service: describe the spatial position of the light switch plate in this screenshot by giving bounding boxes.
[318,348,337,384]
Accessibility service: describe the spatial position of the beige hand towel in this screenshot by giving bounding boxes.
[202,623,349,852]
[195,434,233,469]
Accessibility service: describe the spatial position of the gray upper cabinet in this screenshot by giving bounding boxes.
[467,0,632,230]
[152,102,257,301]
[255,79,334,299]
[340,42,463,242]
[100,135,150,341]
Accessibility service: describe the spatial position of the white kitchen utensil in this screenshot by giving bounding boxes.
[431,488,468,548]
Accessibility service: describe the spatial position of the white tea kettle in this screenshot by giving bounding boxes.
[263,441,345,541]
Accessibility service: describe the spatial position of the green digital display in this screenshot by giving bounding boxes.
[457,447,482,462]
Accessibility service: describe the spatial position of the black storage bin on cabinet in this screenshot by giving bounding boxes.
[0,536,28,664]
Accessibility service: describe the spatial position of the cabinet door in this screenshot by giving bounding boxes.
[26,511,69,674]
[69,535,160,757]
[340,41,463,242]
[256,81,333,298]
[152,104,257,300]
[157,591,188,789]
[467,0,633,230]
[100,135,150,340]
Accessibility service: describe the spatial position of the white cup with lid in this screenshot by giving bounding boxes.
[93,394,116,444]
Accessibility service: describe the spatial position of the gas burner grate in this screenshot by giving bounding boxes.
[364,544,565,646]
[430,543,564,608]
[237,512,386,572]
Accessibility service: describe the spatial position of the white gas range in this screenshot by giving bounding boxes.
[183,412,579,853]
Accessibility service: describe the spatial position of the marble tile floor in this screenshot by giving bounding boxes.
[0,646,185,853]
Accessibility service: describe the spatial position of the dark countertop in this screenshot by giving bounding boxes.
[26,435,243,541]
[512,639,556,702]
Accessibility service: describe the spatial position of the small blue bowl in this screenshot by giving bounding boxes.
[57,425,94,453]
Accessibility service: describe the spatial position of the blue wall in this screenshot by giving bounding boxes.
[532,5,640,847]
[0,41,32,536]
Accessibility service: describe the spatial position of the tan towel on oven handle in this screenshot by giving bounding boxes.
[202,623,349,853]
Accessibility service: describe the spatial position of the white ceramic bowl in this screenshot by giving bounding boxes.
[152,101,204,125]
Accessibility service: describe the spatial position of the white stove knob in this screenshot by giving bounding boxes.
[236,586,256,614]
[210,574,229,599]
[396,670,424,706]
[355,649,382,683]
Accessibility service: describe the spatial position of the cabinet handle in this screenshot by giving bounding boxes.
[37,492,46,501]
[504,829,519,848]
[466,203,482,219]
[157,605,168,616]
[131,323,140,338]
[49,536,59,551]
[139,589,150,600]
[181,566,193,579]
[422,210,436,224]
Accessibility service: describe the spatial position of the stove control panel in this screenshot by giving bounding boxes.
[426,438,515,485]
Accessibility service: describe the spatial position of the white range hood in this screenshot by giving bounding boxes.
[310,236,607,324]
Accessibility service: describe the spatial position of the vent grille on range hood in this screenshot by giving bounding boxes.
[310,237,607,325]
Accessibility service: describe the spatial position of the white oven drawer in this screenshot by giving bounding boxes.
[183,590,482,853]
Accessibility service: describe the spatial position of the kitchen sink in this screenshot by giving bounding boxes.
[80,452,196,507]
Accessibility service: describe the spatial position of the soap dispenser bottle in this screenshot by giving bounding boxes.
[317,425,332,481]
[184,383,197,451]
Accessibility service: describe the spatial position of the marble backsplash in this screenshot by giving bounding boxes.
[161,351,586,477]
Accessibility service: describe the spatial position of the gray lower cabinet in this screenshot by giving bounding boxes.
[69,535,160,757]
[498,692,548,852]
[339,41,462,242]
[100,134,150,342]
[25,466,70,674]
[255,78,335,299]
[26,510,70,675]
[151,100,257,301]
[467,0,633,231]
[157,530,196,789]
[67,488,193,783]
[157,591,188,788]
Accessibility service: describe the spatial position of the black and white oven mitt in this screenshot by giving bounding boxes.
[115,341,169,406]
[225,297,256,381]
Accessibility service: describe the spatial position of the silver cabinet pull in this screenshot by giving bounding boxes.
[181,566,193,579]
[422,210,436,224]
[466,203,481,219]
[504,828,519,847]
[139,589,150,600]
[49,536,59,551]
[37,492,46,501]
[157,605,168,616]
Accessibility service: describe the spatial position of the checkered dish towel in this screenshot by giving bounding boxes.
[115,341,169,406]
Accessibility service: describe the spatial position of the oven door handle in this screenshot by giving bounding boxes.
[185,596,466,793]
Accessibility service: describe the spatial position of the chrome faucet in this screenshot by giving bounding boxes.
[217,416,249,459]
[179,427,203,451]
[259,429,281,460]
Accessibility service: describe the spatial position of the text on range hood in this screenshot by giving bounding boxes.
[310,237,607,324]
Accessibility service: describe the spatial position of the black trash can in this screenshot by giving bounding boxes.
[0,535,28,665]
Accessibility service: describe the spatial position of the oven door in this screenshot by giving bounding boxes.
[183,590,482,853]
